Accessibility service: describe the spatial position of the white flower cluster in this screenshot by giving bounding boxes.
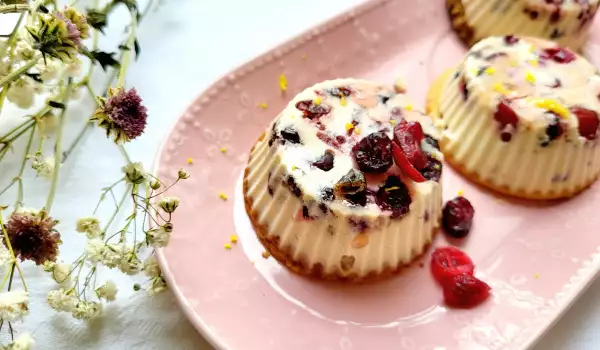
[76,217,102,239]
[0,333,34,350]
[85,239,141,274]
[30,153,55,179]
[0,291,28,322]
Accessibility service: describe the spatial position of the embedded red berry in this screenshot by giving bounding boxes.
[296,100,331,120]
[352,131,393,173]
[540,47,577,64]
[393,120,427,170]
[391,143,426,183]
[442,273,491,308]
[571,107,600,140]
[442,197,475,238]
[430,246,474,285]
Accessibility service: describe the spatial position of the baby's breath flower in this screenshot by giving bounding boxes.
[95,280,117,302]
[36,57,60,81]
[178,168,190,180]
[4,210,61,265]
[146,224,171,247]
[4,332,34,350]
[84,238,106,264]
[76,217,102,238]
[102,243,125,268]
[51,262,71,286]
[143,254,161,278]
[72,300,102,320]
[0,239,12,269]
[122,162,147,184]
[14,39,34,61]
[148,277,167,296]
[0,291,28,321]
[158,196,179,214]
[6,77,36,109]
[119,250,141,275]
[47,289,77,312]
[92,88,148,143]
[31,154,55,179]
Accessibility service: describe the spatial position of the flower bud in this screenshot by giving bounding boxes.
[178,168,190,179]
[158,197,179,214]
[150,180,161,190]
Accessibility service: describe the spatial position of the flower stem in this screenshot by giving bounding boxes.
[45,82,73,212]
[102,185,131,236]
[0,118,35,143]
[60,121,92,164]
[0,212,27,292]
[14,125,36,209]
[116,12,137,89]
[0,4,30,15]
[0,57,37,88]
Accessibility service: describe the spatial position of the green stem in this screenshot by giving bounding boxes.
[0,4,29,15]
[0,58,37,88]
[0,118,34,143]
[119,144,132,164]
[14,124,36,209]
[0,213,27,292]
[60,121,92,164]
[45,82,73,212]
[116,12,137,89]
[102,186,130,236]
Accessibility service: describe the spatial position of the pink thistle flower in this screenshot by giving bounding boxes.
[4,210,61,265]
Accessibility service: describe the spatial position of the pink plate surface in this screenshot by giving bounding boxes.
[155,0,600,349]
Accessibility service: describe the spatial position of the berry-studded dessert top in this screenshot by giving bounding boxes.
[459,36,600,140]
[267,79,442,218]
[525,0,598,8]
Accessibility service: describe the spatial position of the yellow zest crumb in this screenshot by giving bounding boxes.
[354,127,361,135]
[457,189,464,196]
[230,234,238,244]
[493,82,510,95]
[314,96,322,105]
[224,243,232,250]
[525,71,536,84]
[279,74,287,92]
[390,119,397,126]
[302,53,308,60]
[528,59,539,67]
[340,96,348,107]
[484,67,496,75]
[509,59,519,67]
[529,45,535,53]
[291,115,295,119]
[385,186,400,192]
[530,98,569,118]
[187,158,193,165]
[345,123,354,131]
[219,192,228,201]
[258,102,268,109]
[534,273,540,279]
[291,165,297,171]
[250,260,255,265]
[220,147,227,154]
[469,67,479,76]
[405,104,413,111]
[262,251,271,259]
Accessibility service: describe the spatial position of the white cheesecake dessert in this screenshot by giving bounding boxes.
[434,36,600,199]
[447,0,599,51]
[243,79,443,282]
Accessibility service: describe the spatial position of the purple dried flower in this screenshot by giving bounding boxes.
[93,88,148,143]
[54,11,82,46]
[4,210,61,265]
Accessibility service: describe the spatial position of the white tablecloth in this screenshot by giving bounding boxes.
[1,0,599,349]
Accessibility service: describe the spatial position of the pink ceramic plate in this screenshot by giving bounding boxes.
[155,0,600,349]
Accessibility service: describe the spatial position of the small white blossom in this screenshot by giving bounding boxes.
[36,58,60,81]
[158,196,179,214]
[76,217,102,238]
[119,251,141,275]
[122,162,148,184]
[6,77,36,109]
[148,277,167,296]
[66,58,82,77]
[14,207,41,217]
[47,289,77,312]
[95,280,118,302]
[31,154,55,179]
[146,225,171,247]
[0,239,12,268]
[5,332,34,350]
[72,300,102,320]
[143,255,161,278]
[51,262,72,286]
[84,239,106,264]
[103,243,125,268]
[0,291,28,321]
[38,112,58,135]
[14,39,34,61]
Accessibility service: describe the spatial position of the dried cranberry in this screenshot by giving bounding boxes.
[442,197,475,238]
[344,191,367,207]
[379,95,391,105]
[443,273,491,309]
[316,131,341,149]
[334,169,366,195]
[268,122,279,147]
[313,150,335,171]
[572,107,600,140]
[327,87,352,98]
[375,176,412,218]
[504,35,519,45]
[540,47,577,64]
[302,206,311,219]
[549,78,562,88]
[296,100,331,120]
[545,113,564,144]
[459,76,469,100]
[321,187,334,201]
[335,135,346,144]
[494,101,519,140]
[352,131,393,173]
[430,247,475,285]
[280,128,301,144]
[349,218,368,232]
[285,176,302,198]
[420,157,443,182]
[393,120,428,170]
[550,9,561,23]
[391,143,427,183]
